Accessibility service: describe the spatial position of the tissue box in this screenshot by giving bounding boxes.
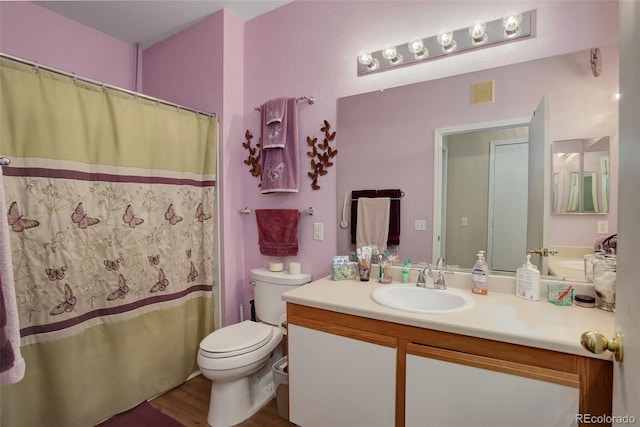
[547,284,574,306]
[332,256,357,281]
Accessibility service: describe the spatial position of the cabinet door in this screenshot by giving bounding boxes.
[288,324,396,427]
[405,350,580,427]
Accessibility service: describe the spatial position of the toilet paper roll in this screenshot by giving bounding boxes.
[289,262,301,275]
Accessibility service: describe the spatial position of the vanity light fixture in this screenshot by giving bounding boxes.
[357,10,533,76]
[357,50,380,71]
[382,46,402,64]
[503,11,523,37]
[408,38,428,59]
[437,30,457,53]
[469,21,488,44]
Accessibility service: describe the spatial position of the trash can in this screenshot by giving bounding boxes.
[272,356,289,420]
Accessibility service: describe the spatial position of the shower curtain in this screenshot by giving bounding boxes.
[0,58,217,426]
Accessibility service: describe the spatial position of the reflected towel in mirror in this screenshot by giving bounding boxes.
[356,197,391,251]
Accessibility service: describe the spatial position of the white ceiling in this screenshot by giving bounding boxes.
[32,1,292,48]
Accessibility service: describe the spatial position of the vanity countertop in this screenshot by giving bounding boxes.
[282,274,615,360]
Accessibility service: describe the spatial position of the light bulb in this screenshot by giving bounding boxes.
[382,46,402,64]
[468,21,487,44]
[503,11,522,37]
[408,38,428,59]
[437,30,456,53]
[358,51,380,70]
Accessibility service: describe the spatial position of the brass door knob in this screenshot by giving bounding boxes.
[580,331,623,362]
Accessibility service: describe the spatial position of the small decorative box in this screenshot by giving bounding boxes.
[332,256,357,281]
[547,284,574,306]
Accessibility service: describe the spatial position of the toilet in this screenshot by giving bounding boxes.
[197,268,311,427]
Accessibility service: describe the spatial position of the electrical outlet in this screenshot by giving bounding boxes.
[414,220,426,231]
[313,223,323,240]
[461,216,469,226]
[597,220,609,234]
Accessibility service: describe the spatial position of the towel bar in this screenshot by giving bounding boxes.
[240,207,314,216]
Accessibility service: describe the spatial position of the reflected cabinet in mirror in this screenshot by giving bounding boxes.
[552,137,610,214]
[337,46,619,281]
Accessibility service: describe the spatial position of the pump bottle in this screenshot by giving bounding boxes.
[471,251,488,295]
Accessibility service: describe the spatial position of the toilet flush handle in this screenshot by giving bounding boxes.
[250,280,256,287]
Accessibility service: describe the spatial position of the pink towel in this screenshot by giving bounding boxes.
[0,167,26,385]
[261,97,299,193]
[262,98,287,149]
[255,209,299,256]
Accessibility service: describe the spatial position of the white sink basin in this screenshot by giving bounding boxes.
[557,260,585,271]
[371,285,475,314]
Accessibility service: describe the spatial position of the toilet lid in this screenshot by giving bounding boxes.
[199,321,274,359]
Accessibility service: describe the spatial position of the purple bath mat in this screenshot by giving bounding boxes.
[97,401,184,427]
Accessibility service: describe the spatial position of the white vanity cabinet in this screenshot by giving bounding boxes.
[288,323,397,427]
[405,343,580,427]
[287,303,612,427]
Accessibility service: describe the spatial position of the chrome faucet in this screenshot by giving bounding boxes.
[416,266,432,288]
[433,270,446,290]
[416,266,446,290]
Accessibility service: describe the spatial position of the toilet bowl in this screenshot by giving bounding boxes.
[197,268,311,427]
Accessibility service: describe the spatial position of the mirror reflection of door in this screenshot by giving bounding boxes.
[488,139,528,272]
[442,125,528,271]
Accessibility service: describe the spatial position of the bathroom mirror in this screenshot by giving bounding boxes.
[552,137,610,215]
[337,46,619,281]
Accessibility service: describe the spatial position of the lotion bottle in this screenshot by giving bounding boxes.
[515,254,540,301]
[471,251,488,295]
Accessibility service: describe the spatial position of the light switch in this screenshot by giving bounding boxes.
[313,223,323,240]
[461,216,469,226]
[414,220,426,231]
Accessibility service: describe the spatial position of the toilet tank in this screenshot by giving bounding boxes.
[251,268,311,325]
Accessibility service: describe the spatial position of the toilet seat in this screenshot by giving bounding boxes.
[199,320,274,359]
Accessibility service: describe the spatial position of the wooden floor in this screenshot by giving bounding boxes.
[149,374,296,427]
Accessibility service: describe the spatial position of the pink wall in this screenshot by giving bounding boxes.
[240,0,619,312]
[0,2,136,90]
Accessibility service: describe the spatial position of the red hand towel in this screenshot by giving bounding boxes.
[255,209,299,256]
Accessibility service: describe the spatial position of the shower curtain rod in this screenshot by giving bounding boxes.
[0,52,217,118]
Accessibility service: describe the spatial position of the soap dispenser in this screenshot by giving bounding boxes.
[471,251,488,295]
[515,254,540,301]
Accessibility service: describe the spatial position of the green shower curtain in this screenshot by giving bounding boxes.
[0,57,217,426]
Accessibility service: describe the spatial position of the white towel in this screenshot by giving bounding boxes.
[0,166,25,385]
[356,197,391,251]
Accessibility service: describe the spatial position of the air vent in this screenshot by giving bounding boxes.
[471,80,495,106]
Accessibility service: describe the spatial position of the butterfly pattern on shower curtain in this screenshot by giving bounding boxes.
[3,161,216,344]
